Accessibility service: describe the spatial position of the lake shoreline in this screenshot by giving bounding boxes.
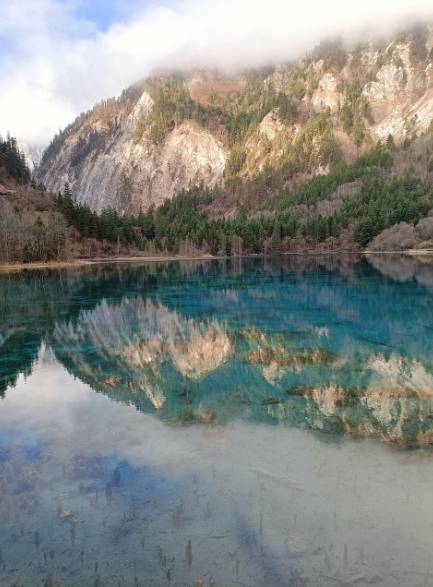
[1,248,433,273]
[0,254,216,273]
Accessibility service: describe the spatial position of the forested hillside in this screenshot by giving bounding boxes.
[5,24,433,260]
[54,132,433,255]
[0,136,139,265]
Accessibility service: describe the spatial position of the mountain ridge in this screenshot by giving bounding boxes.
[36,24,433,216]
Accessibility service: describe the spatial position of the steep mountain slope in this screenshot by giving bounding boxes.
[36,25,433,216]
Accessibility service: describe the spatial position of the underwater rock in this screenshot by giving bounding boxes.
[186,540,193,567]
[176,409,217,425]
[287,534,309,556]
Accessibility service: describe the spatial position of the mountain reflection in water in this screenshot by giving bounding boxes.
[2,255,433,586]
[2,255,433,447]
[51,295,433,447]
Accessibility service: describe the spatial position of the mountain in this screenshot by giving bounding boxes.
[31,25,433,254]
[18,142,44,171]
[36,25,433,216]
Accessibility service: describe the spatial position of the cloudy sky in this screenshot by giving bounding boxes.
[1,0,433,149]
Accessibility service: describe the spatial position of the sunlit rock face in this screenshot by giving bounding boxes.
[311,73,342,113]
[52,298,232,411]
[361,39,433,141]
[36,91,227,214]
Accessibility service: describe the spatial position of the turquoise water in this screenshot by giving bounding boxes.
[1,255,433,586]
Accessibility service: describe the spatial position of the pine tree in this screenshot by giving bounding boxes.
[271,221,282,253]
[0,133,31,183]
[386,134,396,151]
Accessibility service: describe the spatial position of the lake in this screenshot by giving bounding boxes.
[1,254,433,587]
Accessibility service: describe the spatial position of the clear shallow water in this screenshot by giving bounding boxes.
[2,255,433,586]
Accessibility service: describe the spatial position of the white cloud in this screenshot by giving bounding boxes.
[1,0,433,148]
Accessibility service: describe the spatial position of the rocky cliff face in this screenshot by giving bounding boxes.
[36,25,433,214]
[37,88,227,214]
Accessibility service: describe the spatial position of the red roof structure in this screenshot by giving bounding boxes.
[0,183,15,195]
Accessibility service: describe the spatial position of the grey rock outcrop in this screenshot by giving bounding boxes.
[36,90,227,214]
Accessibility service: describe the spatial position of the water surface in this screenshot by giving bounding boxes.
[1,255,433,586]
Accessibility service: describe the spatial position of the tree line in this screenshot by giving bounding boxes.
[7,133,430,265]
[54,141,433,256]
[0,134,31,184]
[53,184,349,255]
